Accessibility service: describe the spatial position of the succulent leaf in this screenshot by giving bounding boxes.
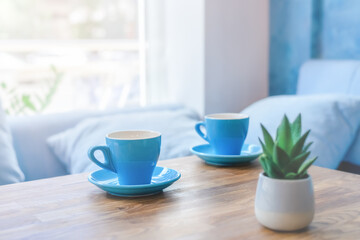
[298,172,308,179]
[284,151,311,173]
[303,142,313,153]
[259,155,269,174]
[291,114,302,142]
[285,172,298,179]
[259,138,270,157]
[276,115,292,155]
[298,157,318,176]
[266,158,284,179]
[274,144,291,166]
[260,124,274,155]
[290,130,310,157]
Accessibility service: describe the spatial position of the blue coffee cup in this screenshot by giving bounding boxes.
[195,113,249,155]
[88,130,161,185]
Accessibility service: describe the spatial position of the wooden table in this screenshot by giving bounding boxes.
[0,156,359,239]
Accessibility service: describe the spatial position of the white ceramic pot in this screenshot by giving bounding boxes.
[255,172,314,231]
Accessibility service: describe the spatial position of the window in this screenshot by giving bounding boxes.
[0,0,144,115]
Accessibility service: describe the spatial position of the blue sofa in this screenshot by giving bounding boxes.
[296,60,360,173]
[8,104,202,181]
[7,60,360,182]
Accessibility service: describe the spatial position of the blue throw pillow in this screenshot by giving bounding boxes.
[241,95,360,169]
[47,108,205,173]
[0,100,24,185]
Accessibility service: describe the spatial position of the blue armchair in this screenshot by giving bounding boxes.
[297,60,360,173]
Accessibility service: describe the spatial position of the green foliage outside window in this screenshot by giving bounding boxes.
[1,65,63,115]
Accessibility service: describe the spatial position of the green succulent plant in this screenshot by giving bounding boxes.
[259,114,317,179]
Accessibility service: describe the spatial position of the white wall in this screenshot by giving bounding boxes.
[146,0,268,115]
[204,0,269,114]
[164,0,205,115]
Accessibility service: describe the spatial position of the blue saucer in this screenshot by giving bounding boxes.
[191,144,262,166]
[88,166,181,197]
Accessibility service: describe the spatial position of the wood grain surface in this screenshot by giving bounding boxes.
[0,156,359,240]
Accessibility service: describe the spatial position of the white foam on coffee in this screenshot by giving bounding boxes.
[206,113,248,120]
[107,130,160,140]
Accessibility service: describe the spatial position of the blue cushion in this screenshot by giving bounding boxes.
[0,100,24,185]
[241,95,360,169]
[47,108,205,173]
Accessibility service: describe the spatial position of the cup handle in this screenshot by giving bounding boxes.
[195,122,209,142]
[88,146,116,173]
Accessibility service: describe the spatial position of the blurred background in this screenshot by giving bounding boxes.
[0,0,269,117]
[0,0,142,115]
[4,1,360,117]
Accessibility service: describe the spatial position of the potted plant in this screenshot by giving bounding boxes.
[255,114,317,231]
